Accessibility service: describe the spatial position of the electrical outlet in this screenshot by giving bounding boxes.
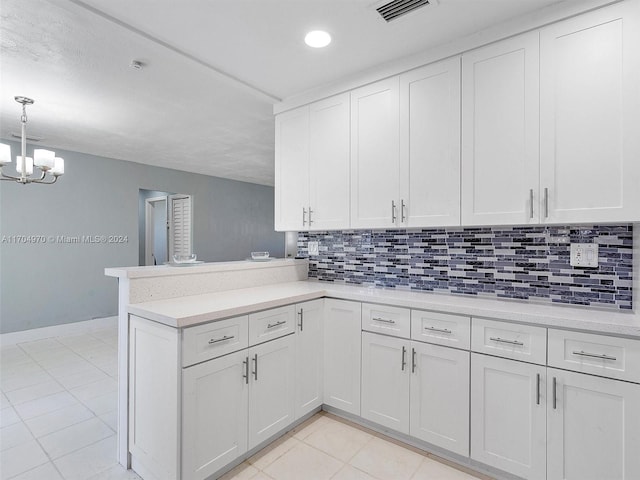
[570,243,599,268]
[308,241,319,256]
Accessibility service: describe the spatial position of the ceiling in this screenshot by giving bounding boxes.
[1,0,578,186]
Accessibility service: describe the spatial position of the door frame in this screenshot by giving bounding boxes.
[145,196,168,266]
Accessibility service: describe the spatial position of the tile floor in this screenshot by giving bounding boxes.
[1,321,491,480]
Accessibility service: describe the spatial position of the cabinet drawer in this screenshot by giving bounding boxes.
[249,305,296,346]
[411,310,470,349]
[548,329,640,383]
[472,318,546,365]
[182,316,249,367]
[362,303,410,338]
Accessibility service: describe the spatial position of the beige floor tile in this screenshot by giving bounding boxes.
[55,366,112,389]
[291,414,333,440]
[17,338,63,355]
[263,442,343,480]
[0,421,34,451]
[303,418,373,462]
[24,402,94,438]
[349,436,424,480]
[86,464,143,479]
[331,465,379,480]
[218,461,260,480]
[0,370,54,393]
[0,406,20,428]
[13,391,79,420]
[53,435,118,480]
[8,461,64,480]
[248,434,301,470]
[413,457,487,480]
[39,417,114,459]
[69,377,117,402]
[80,390,118,415]
[0,393,10,409]
[4,378,65,405]
[0,438,49,479]
[250,473,275,480]
[99,409,118,431]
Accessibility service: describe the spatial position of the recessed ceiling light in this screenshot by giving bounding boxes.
[305,30,331,48]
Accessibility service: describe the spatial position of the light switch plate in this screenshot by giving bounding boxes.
[308,241,319,256]
[570,243,599,268]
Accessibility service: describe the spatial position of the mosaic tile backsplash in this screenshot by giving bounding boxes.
[297,225,633,310]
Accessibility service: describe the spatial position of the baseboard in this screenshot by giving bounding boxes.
[0,316,118,346]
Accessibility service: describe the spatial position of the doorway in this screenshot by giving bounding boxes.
[145,196,168,266]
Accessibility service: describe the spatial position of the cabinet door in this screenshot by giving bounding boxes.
[410,342,469,457]
[547,368,640,480]
[324,299,362,415]
[275,105,309,231]
[540,2,640,223]
[182,350,248,480]
[470,353,546,479]
[361,332,410,434]
[248,334,295,450]
[400,57,461,227]
[294,299,324,419]
[309,93,351,230]
[462,32,540,226]
[350,77,401,228]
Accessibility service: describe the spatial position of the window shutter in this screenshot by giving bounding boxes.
[169,195,192,257]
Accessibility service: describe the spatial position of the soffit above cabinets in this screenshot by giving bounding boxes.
[1,0,599,186]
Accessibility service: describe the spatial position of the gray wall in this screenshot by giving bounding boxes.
[0,141,283,333]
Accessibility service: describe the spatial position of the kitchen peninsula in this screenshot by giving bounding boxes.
[107,258,640,480]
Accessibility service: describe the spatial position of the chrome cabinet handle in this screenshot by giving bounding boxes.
[544,188,549,218]
[411,348,416,373]
[552,376,557,409]
[208,335,234,345]
[302,207,307,226]
[536,373,540,405]
[572,350,617,361]
[391,200,397,223]
[267,320,287,329]
[489,337,524,346]
[308,207,313,225]
[424,326,452,334]
[373,317,395,324]
[401,199,406,223]
[401,346,407,371]
[252,353,258,381]
[298,309,304,331]
[529,189,534,219]
[243,357,249,384]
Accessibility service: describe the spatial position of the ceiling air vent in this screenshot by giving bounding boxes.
[376,0,432,22]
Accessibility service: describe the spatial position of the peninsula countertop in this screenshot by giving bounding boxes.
[127,280,640,339]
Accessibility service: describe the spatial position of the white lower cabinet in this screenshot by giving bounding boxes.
[248,334,295,449]
[324,299,362,415]
[294,299,324,419]
[361,332,410,433]
[361,331,470,456]
[470,353,547,479]
[410,342,469,457]
[547,368,640,480]
[182,350,249,480]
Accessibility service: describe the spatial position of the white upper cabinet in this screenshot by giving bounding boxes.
[275,105,309,231]
[400,57,461,227]
[350,77,401,229]
[309,93,351,230]
[462,32,540,226]
[540,1,640,223]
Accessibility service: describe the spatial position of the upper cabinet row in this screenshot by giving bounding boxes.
[275,1,640,232]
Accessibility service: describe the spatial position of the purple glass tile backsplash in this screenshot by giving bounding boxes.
[297,225,633,310]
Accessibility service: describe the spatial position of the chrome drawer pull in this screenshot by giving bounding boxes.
[242,357,249,384]
[373,317,396,324]
[572,350,617,361]
[552,377,557,409]
[401,346,407,371]
[536,373,540,405]
[267,320,287,329]
[208,335,234,345]
[424,326,452,334]
[411,348,416,374]
[489,337,524,346]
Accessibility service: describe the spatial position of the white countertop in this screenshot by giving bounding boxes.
[105,258,306,279]
[128,280,640,338]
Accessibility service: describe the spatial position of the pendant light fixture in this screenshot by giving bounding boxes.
[0,96,64,185]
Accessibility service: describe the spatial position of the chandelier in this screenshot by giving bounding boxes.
[0,96,64,184]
